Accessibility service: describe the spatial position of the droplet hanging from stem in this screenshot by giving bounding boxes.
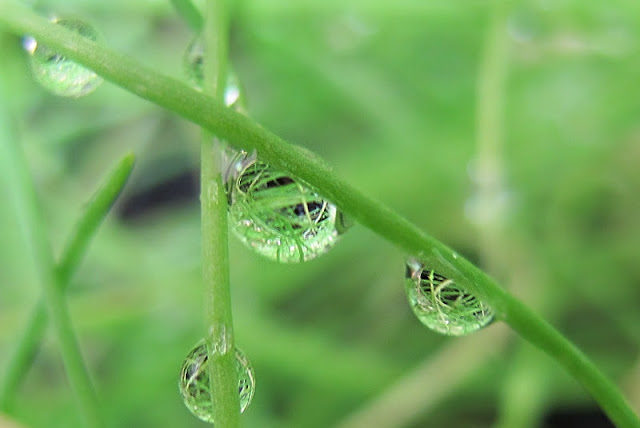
[224,149,349,262]
[25,17,103,98]
[404,258,494,336]
[179,340,255,424]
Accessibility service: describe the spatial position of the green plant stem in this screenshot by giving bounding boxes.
[0,51,103,428]
[0,3,637,426]
[170,0,203,31]
[0,154,135,412]
[200,0,240,426]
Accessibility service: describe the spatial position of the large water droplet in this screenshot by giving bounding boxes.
[224,150,349,263]
[404,258,493,336]
[183,37,245,111]
[179,340,255,423]
[26,18,103,98]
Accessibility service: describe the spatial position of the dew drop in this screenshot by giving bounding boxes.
[404,258,493,336]
[26,18,103,98]
[183,37,245,111]
[179,340,255,424]
[224,150,348,263]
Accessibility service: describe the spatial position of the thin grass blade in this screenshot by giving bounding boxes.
[0,154,135,412]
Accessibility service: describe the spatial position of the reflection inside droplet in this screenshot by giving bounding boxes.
[179,339,255,423]
[26,17,103,98]
[404,258,493,336]
[223,149,349,263]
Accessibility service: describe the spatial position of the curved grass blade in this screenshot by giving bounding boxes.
[0,154,135,412]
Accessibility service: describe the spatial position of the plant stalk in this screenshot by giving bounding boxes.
[200,0,240,426]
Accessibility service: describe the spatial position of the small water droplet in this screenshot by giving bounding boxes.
[224,150,348,263]
[179,340,255,423]
[26,18,103,98]
[404,258,493,336]
[183,37,245,111]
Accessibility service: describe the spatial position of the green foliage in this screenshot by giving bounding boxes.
[1,0,639,427]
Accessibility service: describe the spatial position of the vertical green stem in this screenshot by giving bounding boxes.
[474,2,509,272]
[200,0,239,426]
[0,53,103,428]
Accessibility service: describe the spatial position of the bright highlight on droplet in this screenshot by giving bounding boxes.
[224,150,349,263]
[26,18,103,98]
[183,37,245,111]
[404,258,493,336]
[179,340,255,424]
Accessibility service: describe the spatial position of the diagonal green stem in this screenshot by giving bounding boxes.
[0,154,135,412]
[200,0,240,426]
[0,3,638,426]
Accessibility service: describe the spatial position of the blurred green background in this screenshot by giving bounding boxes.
[1,0,640,427]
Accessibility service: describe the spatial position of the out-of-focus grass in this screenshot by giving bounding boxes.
[1,0,639,427]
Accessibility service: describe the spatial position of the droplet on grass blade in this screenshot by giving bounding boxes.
[404,258,493,336]
[224,150,349,263]
[179,340,255,424]
[25,18,103,98]
[183,37,245,111]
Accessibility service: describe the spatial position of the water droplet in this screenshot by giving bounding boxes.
[404,258,493,336]
[179,340,255,423]
[224,150,348,263]
[183,37,245,111]
[26,18,103,98]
